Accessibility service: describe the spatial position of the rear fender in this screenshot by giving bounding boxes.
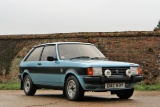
[22,69,31,80]
[20,69,32,89]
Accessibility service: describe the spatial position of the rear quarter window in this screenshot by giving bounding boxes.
[25,46,43,61]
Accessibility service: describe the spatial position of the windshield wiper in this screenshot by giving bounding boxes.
[91,57,107,60]
[70,56,90,60]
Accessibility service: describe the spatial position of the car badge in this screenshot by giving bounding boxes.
[60,68,63,73]
[116,70,119,74]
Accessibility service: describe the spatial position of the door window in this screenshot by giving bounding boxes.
[41,45,56,61]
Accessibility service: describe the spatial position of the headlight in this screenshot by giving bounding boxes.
[87,67,102,76]
[92,67,102,76]
[130,67,141,75]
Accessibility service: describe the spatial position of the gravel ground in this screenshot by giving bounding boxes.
[0,90,160,107]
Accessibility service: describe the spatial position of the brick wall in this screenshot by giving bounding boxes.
[0,31,160,84]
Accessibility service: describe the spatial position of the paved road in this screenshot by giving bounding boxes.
[0,90,160,107]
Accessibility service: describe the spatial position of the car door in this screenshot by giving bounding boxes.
[37,45,60,86]
[24,46,44,84]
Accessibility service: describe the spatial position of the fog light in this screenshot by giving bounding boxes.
[104,69,111,77]
[126,69,132,77]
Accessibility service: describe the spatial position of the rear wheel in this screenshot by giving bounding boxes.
[23,75,36,96]
[65,76,84,101]
[115,88,134,99]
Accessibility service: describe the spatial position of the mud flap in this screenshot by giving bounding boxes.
[20,81,23,90]
[111,91,116,95]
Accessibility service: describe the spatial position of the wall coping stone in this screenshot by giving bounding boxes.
[0,31,160,40]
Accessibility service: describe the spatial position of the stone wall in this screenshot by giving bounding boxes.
[0,31,160,84]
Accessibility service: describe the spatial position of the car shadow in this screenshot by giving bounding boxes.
[34,94,66,99]
[34,93,132,102]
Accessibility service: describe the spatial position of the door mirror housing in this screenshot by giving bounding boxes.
[47,56,57,61]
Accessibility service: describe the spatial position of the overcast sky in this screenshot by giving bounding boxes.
[0,0,160,35]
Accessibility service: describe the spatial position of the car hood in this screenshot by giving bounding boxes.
[60,60,139,67]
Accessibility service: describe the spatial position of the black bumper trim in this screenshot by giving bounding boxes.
[18,74,21,80]
[18,74,23,90]
[83,75,143,84]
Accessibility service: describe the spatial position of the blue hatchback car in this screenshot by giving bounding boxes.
[19,42,142,100]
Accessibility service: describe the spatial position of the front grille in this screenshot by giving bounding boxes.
[102,67,130,75]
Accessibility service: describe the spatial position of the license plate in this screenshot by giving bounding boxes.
[105,83,125,89]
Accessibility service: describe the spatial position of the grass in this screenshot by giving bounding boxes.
[0,82,20,90]
[0,82,160,91]
[135,83,160,91]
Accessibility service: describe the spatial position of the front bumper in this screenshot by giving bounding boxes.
[83,75,142,84]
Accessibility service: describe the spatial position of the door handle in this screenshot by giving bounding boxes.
[37,63,42,66]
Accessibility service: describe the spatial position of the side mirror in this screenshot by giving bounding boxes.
[47,56,57,61]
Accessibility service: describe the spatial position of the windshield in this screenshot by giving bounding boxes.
[58,44,106,60]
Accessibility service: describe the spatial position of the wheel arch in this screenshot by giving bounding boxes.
[20,69,31,90]
[64,69,85,90]
[21,69,31,80]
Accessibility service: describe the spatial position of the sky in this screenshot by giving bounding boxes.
[0,0,160,35]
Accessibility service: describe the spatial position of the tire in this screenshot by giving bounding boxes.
[115,88,134,99]
[65,76,84,101]
[23,75,36,96]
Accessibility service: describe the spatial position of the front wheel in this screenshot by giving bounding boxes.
[115,88,134,99]
[23,75,36,96]
[65,76,84,101]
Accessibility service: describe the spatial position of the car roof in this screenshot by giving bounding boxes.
[35,42,92,48]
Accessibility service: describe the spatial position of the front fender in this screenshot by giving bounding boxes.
[64,69,85,90]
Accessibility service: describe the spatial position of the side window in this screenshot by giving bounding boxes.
[26,47,43,61]
[41,45,56,61]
